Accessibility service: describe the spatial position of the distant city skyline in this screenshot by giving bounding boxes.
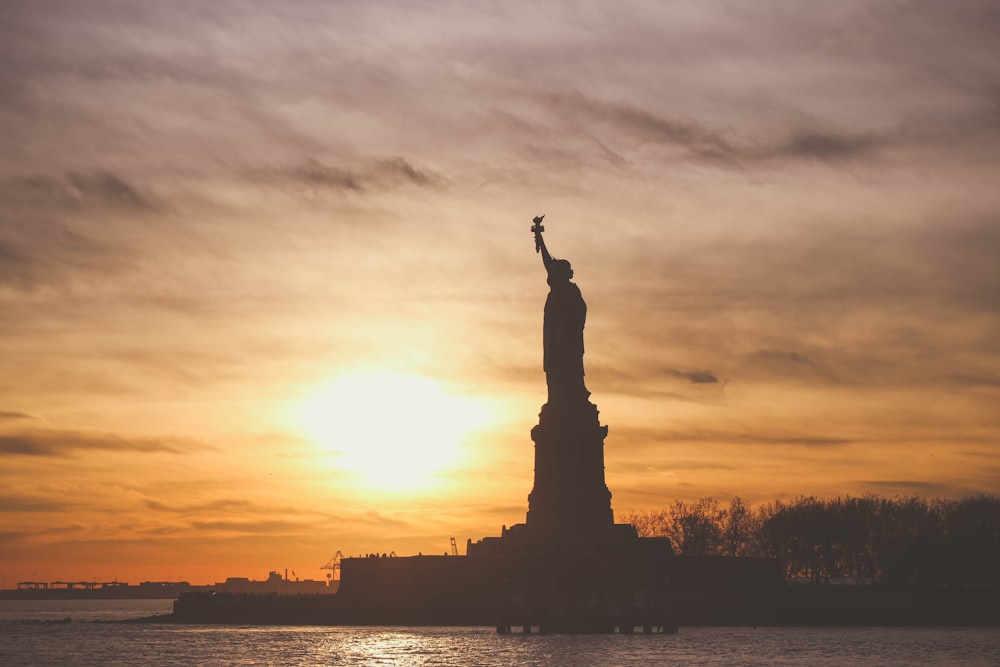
[2,1,998,584]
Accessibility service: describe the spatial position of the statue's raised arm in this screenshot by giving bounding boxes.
[531,215,555,271]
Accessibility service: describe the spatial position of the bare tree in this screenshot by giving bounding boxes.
[721,496,757,557]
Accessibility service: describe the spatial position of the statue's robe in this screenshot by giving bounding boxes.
[543,280,589,403]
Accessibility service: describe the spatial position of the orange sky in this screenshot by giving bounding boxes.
[2,1,999,586]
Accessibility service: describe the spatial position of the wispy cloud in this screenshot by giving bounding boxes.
[0,218,128,290]
[0,493,70,512]
[1,171,161,212]
[143,497,319,518]
[611,425,855,449]
[189,519,321,535]
[546,94,896,167]
[0,430,207,457]
[254,156,444,195]
[667,369,720,384]
[857,479,972,497]
[0,410,36,421]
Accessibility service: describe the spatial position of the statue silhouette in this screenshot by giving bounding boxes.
[532,217,590,405]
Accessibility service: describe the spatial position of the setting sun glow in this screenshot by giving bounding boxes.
[298,372,492,492]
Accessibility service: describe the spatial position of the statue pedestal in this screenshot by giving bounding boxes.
[526,401,614,529]
[468,398,633,558]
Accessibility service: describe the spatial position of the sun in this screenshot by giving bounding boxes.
[298,371,492,492]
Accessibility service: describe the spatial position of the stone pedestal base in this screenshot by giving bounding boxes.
[526,400,614,528]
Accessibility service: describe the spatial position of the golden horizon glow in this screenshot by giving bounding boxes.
[297,371,494,493]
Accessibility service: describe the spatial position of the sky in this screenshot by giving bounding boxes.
[2,0,999,586]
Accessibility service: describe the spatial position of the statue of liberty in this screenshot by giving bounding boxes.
[531,216,590,405]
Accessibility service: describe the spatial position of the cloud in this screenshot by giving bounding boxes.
[0,170,163,290]
[750,350,812,366]
[143,497,315,517]
[0,410,36,421]
[285,159,363,191]
[0,522,86,545]
[0,219,124,290]
[356,510,414,529]
[596,216,1000,394]
[189,519,319,535]
[858,479,972,497]
[611,425,854,449]
[593,377,713,403]
[3,1,999,181]
[370,157,442,188]
[66,171,161,212]
[763,130,888,162]
[0,531,27,544]
[743,349,840,384]
[588,362,726,402]
[561,95,736,157]
[668,369,719,384]
[0,430,207,457]
[614,459,740,474]
[715,434,855,448]
[258,156,444,195]
[944,374,1000,389]
[0,493,69,512]
[0,171,161,213]
[540,93,899,168]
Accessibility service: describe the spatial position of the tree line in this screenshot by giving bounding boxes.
[620,495,1000,587]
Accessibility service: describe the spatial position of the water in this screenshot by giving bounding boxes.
[1,600,998,666]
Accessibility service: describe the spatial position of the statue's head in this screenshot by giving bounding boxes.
[549,259,574,283]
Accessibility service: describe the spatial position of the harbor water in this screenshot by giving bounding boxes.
[2,600,998,666]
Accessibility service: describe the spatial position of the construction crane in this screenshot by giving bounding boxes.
[450,537,458,556]
[320,551,344,580]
